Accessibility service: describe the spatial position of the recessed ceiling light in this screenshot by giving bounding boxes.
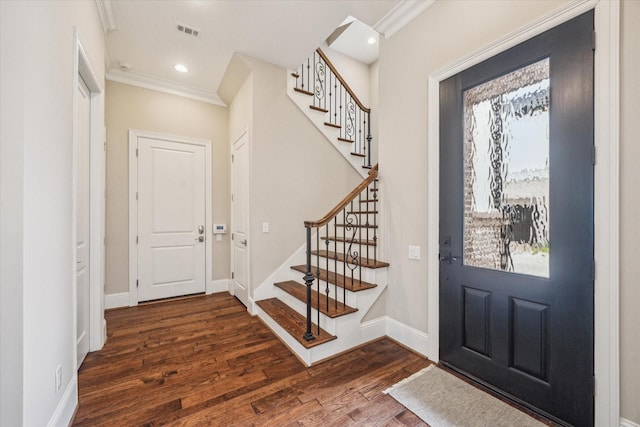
[367,36,376,45]
[174,64,189,73]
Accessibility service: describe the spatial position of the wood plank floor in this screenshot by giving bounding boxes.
[73,293,431,426]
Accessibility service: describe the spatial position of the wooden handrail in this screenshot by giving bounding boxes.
[305,164,378,228]
[316,49,371,114]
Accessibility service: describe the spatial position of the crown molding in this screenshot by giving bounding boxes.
[95,0,117,33]
[106,69,226,106]
[374,0,436,39]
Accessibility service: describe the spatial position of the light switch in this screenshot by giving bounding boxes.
[409,245,421,260]
[262,222,269,233]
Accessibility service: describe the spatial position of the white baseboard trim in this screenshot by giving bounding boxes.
[46,375,77,427]
[207,279,229,294]
[361,317,387,343]
[385,317,429,357]
[621,418,640,427]
[104,292,129,309]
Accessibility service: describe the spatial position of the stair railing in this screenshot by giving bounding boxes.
[302,164,379,341]
[293,48,373,169]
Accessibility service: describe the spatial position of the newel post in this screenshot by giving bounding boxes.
[303,225,315,342]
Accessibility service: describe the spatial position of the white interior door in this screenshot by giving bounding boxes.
[232,132,250,307]
[76,77,91,368]
[137,137,206,302]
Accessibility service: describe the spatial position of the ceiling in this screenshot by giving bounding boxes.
[98,0,432,105]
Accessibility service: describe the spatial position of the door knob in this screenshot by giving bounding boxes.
[241,239,247,246]
[198,236,204,242]
[439,251,459,264]
[198,225,205,235]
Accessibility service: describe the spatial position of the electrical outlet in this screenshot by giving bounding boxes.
[55,365,62,393]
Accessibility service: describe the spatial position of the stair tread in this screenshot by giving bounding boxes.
[311,250,390,269]
[335,223,378,229]
[294,87,313,96]
[291,72,300,78]
[324,236,377,246]
[310,105,328,113]
[359,199,379,203]
[348,211,378,215]
[338,137,354,143]
[351,152,366,158]
[324,122,341,129]
[256,298,336,349]
[291,265,377,291]
[274,280,358,318]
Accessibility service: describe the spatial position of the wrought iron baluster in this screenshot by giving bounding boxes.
[366,111,372,167]
[342,207,347,291]
[333,216,338,311]
[373,181,378,264]
[324,224,330,313]
[316,229,320,335]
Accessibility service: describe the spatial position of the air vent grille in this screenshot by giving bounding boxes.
[177,23,200,38]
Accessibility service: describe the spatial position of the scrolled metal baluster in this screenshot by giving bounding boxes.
[346,97,355,141]
[324,224,330,313]
[314,54,325,106]
[344,201,359,303]
[333,216,338,312]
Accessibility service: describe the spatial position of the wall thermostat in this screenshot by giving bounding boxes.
[213,224,227,234]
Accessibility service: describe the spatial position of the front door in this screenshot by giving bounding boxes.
[439,11,594,426]
[231,132,250,307]
[137,136,206,302]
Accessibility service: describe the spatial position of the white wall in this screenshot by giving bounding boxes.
[0,1,105,425]
[378,0,638,424]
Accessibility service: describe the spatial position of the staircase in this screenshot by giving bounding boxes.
[255,49,385,366]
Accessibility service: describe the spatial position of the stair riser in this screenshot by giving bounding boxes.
[308,260,384,283]
[273,286,339,335]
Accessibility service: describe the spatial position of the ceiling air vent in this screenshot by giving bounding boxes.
[176,23,200,38]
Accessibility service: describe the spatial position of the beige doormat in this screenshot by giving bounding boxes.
[384,365,545,427]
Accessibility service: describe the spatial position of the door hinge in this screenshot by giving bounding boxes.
[231,272,235,279]
[231,233,234,240]
[136,191,138,201]
[592,259,596,281]
[136,279,139,288]
[231,193,234,202]
[136,235,139,244]
[592,146,596,165]
[231,154,234,162]
[136,148,139,157]
[593,375,596,396]
[592,30,596,51]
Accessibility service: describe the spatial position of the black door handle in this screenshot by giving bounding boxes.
[439,252,460,264]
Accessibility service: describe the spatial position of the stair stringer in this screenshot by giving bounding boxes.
[287,72,368,179]
[255,266,388,366]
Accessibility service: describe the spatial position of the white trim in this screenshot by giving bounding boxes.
[74,29,106,354]
[46,375,77,427]
[386,316,429,357]
[426,1,619,425]
[621,419,640,427]
[374,0,436,39]
[128,130,214,306]
[95,0,117,33]
[361,317,387,343]
[107,69,225,106]
[207,279,229,294]
[105,292,129,309]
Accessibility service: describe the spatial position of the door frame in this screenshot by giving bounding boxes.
[426,1,619,425]
[230,129,251,311]
[128,130,213,305]
[72,30,106,355]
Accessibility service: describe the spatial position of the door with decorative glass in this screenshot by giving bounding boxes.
[439,11,594,426]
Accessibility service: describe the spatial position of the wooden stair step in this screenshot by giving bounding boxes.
[294,87,313,96]
[362,165,372,169]
[348,210,378,215]
[274,280,358,318]
[335,223,378,229]
[324,122,341,129]
[291,72,300,78]
[351,152,366,158]
[310,105,328,113]
[256,298,336,349]
[323,236,377,246]
[338,137,354,143]
[311,250,390,269]
[291,265,377,291]
[359,199,379,203]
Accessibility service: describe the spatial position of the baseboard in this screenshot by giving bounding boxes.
[46,375,77,427]
[385,316,429,357]
[207,279,229,294]
[361,317,387,343]
[621,418,640,427]
[104,292,129,309]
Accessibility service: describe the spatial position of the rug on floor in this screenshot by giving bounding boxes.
[384,365,545,427]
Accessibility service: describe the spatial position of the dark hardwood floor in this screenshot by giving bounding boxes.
[73,292,431,426]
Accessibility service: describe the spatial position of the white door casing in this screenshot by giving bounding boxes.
[75,76,91,368]
[129,131,213,305]
[231,131,250,308]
